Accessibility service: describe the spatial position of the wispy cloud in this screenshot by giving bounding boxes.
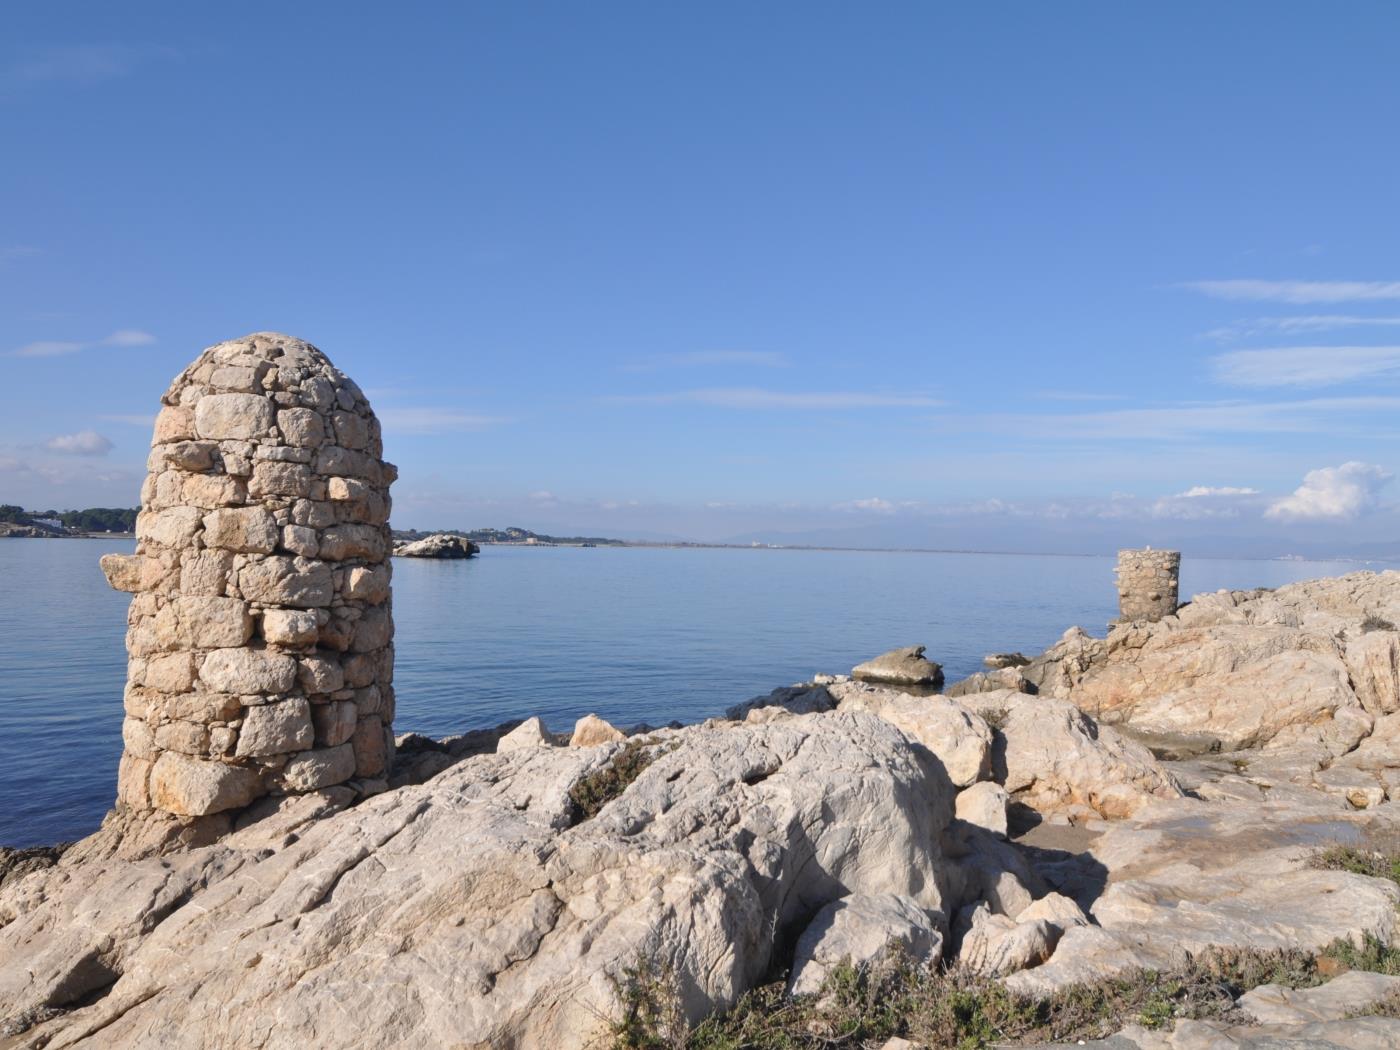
[1177,485,1259,497]
[940,396,1400,441]
[1265,461,1392,522]
[0,245,39,265]
[622,350,789,372]
[375,407,508,433]
[3,44,177,88]
[9,329,155,358]
[1030,391,1126,402]
[45,430,113,456]
[1203,315,1400,342]
[98,413,156,426]
[1183,280,1400,304]
[1213,346,1400,387]
[611,387,943,409]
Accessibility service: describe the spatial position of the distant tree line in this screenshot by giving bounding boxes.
[390,525,625,546]
[0,505,138,532]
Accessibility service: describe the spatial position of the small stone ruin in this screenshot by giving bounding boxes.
[1114,547,1180,623]
[101,333,396,820]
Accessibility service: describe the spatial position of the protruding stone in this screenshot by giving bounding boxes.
[193,393,275,440]
[201,649,297,694]
[149,752,262,816]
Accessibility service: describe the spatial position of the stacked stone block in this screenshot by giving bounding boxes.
[1114,548,1180,623]
[100,333,396,818]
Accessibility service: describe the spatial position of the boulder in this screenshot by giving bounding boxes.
[394,534,479,559]
[569,713,625,748]
[945,667,1033,698]
[852,645,943,687]
[789,894,944,996]
[954,902,1057,976]
[956,690,1184,818]
[497,716,553,751]
[829,681,992,788]
[983,652,1030,669]
[955,781,1009,838]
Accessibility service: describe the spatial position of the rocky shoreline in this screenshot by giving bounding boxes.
[4,570,1400,1047]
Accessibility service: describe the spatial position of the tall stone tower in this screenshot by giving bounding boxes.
[1114,547,1180,623]
[101,333,396,819]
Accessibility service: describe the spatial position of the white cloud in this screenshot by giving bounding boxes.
[1184,280,1400,304]
[835,497,896,514]
[1213,346,1400,387]
[44,430,113,456]
[623,351,789,371]
[944,396,1400,441]
[375,407,506,433]
[612,387,942,409]
[1203,315,1400,342]
[1177,485,1260,497]
[4,44,177,86]
[102,329,156,347]
[12,340,85,358]
[1265,461,1393,522]
[9,329,155,358]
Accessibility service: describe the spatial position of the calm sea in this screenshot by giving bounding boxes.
[0,539,1366,847]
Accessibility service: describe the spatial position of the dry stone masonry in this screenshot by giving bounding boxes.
[100,333,396,818]
[1114,547,1180,623]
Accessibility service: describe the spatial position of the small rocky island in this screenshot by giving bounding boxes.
[393,532,479,559]
[3,335,1400,1049]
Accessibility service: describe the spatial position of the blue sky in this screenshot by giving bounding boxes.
[4,3,1400,555]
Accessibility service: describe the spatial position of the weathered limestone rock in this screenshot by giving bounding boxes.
[957,690,1185,818]
[955,781,1009,838]
[1115,547,1180,623]
[394,533,479,559]
[789,894,944,996]
[497,715,553,750]
[852,645,943,687]
[956,902,1057,976]
[99,333,396,820]
[569,713,625,747]
[829,681,992,788]
[0,713,955,1049]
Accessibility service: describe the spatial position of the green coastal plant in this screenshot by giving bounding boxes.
[609,944,1327,1049]
[570,740,672,822]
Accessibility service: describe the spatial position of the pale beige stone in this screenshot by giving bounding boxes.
[181,473,244,509]
[153,596,253,650]
[318,523,385,561]
[570,713,625,748]
[261,609,320,647]
[179,549,233,596]
[201,507,278,554]
[239,556,334,608]
[193,392,275,440]
[281,524,319,557]
[201,649,297,694]
[298,653,344,694]
[152,404,195,443]
[276,407,324,448]
[248,460,315,499]
[148,752,261,816]
[137,506,203,548]
[145,652,198,693]
[235,698,314,757]
[100,553,145,593]
[344,564,391,604]
[281,742,356,790]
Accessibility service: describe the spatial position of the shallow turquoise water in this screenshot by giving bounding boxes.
[0,539,1366,846]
